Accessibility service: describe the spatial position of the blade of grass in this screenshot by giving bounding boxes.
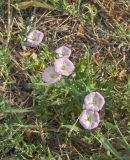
[116,138,130,153]
[16,1,54,10]
[3,107,32,113]
[95,134,122,160]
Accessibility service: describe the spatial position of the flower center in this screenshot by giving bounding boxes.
[60,65,66,71]
[85,115,93,122]
[31,35,38,41]
[92,98,98,106]
[61,51,65,56]
[49,73,56,78]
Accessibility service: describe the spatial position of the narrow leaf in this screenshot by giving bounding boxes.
[116,138,130,153]
[95,134,122,160]
[16,1,54,10]
[61,124,80,132]
[4,108,32,113]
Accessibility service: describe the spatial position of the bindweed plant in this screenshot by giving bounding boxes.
[30,51,95,121]
[0,0,129,158]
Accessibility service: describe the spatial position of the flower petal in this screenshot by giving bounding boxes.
[26,30,44,47]
[84,92,105,111]
[55,46,71,58]
[79,110,100,130]
[54,58,75,76]
[42,66,61,84]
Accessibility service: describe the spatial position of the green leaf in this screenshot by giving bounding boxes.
[3,108,32,113]
[61,124,80,132]
[95,134,122,160]
[128,122,130,126]
[116,138,130,153]
[103,122,115,130]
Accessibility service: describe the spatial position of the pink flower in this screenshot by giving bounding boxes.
[84,92,105,112]
[42,67,61,84]
[55,46,71,58]
[26,30,44,47]
[79,110,100,130]
[54,58,75,76]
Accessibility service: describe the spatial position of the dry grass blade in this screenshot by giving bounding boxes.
[0,112,4,121]
[19,49,35,57]
[16,1,54,10]
[6,0,11,49]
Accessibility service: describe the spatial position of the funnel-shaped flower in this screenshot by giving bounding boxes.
[79,110,100,130]
[27,30,44,47]
[54,58,75,76]
[84,92,105,111]
[55,46,71,58]
[42,67,61,84]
